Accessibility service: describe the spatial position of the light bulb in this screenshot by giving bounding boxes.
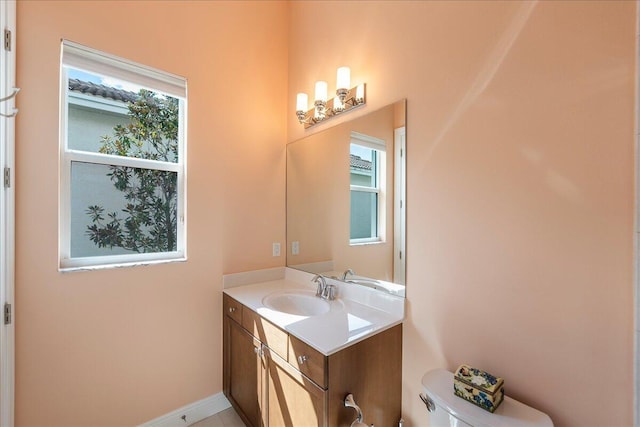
[315,81,328,102]
[356,84,365,102]
[296,93,308,112]
[336,67,350,90]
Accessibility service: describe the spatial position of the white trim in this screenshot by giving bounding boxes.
[59,43,187,270]
[66,150,181,172]
[350,237,383,245]
[60,252,186,272]
[0,1,16,426]
[393,127,406,285]
[137,393,231,427]
[62,40,187,99]
[350,140,385,245]
[350,185,378,194]
[351,131,386,151]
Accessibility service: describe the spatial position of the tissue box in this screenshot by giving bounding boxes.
[453,364,504,413]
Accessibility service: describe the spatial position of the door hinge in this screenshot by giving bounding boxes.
[4,167,10,188]
[3,29,11,51]
[4,303,11,325]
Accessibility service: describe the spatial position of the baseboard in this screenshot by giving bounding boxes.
[138,392,231,427]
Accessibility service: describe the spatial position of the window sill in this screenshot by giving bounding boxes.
[59,254,186,273]
[349,239,384,247]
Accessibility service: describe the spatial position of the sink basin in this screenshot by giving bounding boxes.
[263,290,330,316]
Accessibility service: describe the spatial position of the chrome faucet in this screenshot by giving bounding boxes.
[312,275,327,297]
[312,274,336,300]
[342,269,356,281]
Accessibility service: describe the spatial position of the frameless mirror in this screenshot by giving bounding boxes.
[286,100,406,296]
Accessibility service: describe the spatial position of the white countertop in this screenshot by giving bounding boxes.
[223,268,405,356]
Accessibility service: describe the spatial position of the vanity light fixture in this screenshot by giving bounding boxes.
[296,66,366,129]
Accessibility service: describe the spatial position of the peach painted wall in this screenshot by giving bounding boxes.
[289,1,635,426]
[16,1,287,426]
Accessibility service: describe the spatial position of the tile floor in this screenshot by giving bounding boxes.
[189,407,245,427]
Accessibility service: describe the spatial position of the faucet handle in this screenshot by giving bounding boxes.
[320,283,337,300]
[325,284,337,300]
[312,275,326,297]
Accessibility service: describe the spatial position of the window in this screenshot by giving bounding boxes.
[59,40,187,270]
[350,132,386,244]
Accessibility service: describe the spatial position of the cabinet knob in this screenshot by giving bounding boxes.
[297,355,308,365]
[228,307,236,313]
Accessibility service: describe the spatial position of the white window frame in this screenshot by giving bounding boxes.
[59,40,187,271]
[349,131,386,245]
[1,1,16,425]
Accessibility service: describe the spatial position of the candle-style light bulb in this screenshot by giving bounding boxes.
[355,84,365,103]
[337,67,350,89]
[296,93,308,123]
[296,93,308,112]
[314,81,328,121]
[315,81,328,102]
[336,67,350,103]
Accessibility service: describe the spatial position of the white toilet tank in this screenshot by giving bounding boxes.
[421,369,553,427]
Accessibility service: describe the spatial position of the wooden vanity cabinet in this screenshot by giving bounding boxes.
[228,320,265,427]
[223,294,402,427]
[266,348,326,427]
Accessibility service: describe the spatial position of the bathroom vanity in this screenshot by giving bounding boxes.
[222,269,403,427]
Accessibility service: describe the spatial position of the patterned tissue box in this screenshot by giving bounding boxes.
[453,364,504,413]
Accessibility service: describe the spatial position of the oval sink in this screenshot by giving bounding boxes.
[263,290,330,316]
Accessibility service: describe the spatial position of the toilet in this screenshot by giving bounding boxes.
[421,369,553,427]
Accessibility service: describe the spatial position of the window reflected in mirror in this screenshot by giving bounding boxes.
[287,100,406,293]
[350,136,384,244]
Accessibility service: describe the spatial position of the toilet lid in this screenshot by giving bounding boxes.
[421,369,553,427]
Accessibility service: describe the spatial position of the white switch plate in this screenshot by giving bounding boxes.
[292,241,299,255]
[272,242,281,257]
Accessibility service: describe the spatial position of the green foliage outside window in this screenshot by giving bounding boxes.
[85,90,179,253]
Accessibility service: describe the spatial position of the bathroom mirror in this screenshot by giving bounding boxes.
[286,99,406,296]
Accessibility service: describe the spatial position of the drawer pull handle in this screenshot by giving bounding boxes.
[297,355,308,365]
[228,307,236,313]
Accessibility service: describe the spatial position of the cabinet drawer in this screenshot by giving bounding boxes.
[242,308,289,360]
[223,294,242,324]
[288,335,327,389]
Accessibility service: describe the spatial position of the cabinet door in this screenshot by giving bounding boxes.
[267,349,326,427]
[228,319,264,427]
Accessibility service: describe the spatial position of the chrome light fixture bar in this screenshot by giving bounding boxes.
[296,67,366,129]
